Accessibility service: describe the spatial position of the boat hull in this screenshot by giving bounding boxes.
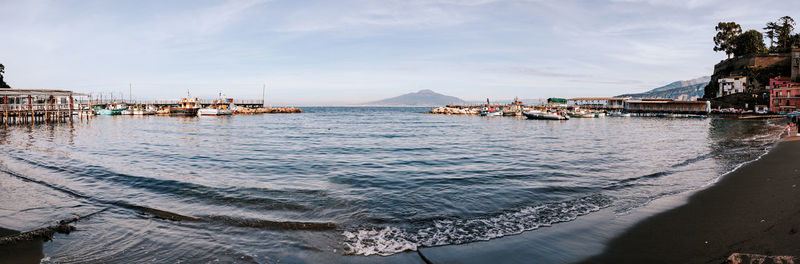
[524,112,569,120]
[198,108,233,116]
[96,109,125,115]
[169,108,199,116]
[133,110,156,115]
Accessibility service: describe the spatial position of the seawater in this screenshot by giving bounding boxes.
[0,107,785,262]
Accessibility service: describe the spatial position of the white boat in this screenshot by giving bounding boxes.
[609,112,631,117]
[524,111,570,120]
[199,98,235,116]
[132,105,157,115]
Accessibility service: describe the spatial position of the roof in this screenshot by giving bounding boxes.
[569,97,630,100]
[0,88,87,97]
[721,76,746,79]
[627,100,708,104]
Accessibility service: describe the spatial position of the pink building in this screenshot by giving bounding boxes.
[770,76,800,113]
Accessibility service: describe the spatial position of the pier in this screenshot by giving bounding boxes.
[0,89,91,125]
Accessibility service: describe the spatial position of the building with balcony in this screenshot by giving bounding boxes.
[718,76,747,97]
[769,77,800,113]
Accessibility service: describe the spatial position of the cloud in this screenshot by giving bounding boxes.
[273,0,497,32]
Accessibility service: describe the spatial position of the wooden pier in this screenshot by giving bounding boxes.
[0,89,91,125]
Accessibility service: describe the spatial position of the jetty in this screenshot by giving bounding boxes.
[0,89,91,125]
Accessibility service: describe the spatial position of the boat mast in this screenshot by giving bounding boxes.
[262,83,266,108]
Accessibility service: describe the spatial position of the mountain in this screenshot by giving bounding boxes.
[364,89,465,106]
[619,76,710,100]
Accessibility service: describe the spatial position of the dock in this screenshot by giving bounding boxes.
[0,89,91,125]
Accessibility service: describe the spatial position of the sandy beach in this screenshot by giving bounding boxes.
[581,137,800,263]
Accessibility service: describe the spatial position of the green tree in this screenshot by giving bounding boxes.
[764,21,778,49]
[776,16,795,52]
[714,22,742,58]
[733,30,768,57]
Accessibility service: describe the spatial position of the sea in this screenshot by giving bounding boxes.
[0,107,786,263]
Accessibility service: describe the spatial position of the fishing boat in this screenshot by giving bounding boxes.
[524,111,570,120]
[132,105,157,115]
[199,98,235,116]
[170,97,201,116]
[479,98,503,116]
[94,102,128,115]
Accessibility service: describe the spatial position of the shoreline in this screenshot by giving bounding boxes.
[579,136,800,263]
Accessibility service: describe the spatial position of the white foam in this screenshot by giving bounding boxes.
[342,195,612,256]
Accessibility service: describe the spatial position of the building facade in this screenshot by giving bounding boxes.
[718,76,747,97]
[625,99,711,114]
[769,76,800,113]
[567,97,629,110]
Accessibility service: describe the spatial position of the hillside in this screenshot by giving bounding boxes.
[619,76,710,100]
[364,89,465,106]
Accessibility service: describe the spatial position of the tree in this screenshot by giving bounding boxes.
[0,63,9,88]
[714,22,742,59]
[733,30,768,57]
[764,22,778,49]
[776,16,795,52]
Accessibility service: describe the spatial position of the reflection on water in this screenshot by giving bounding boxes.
[0,108,784,262]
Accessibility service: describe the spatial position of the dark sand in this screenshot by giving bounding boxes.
[0,227,44,264]
[581,137,800,263]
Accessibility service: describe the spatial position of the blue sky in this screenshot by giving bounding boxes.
[1,0,798,105]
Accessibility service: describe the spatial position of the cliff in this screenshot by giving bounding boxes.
[703,53,791,99]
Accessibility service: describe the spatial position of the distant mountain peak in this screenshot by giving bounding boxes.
[363,90,464,106]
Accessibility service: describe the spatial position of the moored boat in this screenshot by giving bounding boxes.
[199,98,235,116]
[169,97,201,116]
[132,105,157,115]
[93,102,128,115]
[524,111,570,120]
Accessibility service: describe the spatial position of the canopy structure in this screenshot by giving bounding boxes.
[0,88,89,97]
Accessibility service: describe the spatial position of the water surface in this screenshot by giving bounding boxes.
[0,107,784,262]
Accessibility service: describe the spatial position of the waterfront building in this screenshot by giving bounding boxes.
[0,88,90,124]
[717,76,747,97]
[769,77,800,113]
[624,99,711,114]
[568,97,629,110]
[547,98,567,107]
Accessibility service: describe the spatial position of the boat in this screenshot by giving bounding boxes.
[132,105,157,115]
[524,111,570,120]
[170,97,201,116]
[93,102,128,115]
[609,112,631,117]
[199,98,235,116]
[479,98,503,116]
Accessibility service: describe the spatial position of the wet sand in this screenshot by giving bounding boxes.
[0,227,44,264]
[581,137,800,263]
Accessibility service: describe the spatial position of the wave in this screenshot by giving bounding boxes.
[342,194,613,256]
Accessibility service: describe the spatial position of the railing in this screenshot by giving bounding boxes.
[0,103,78,111]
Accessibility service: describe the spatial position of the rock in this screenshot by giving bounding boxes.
[726,253,798,264]
[234,107,303,115]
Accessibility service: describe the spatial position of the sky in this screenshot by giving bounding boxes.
[1,0,799,105]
